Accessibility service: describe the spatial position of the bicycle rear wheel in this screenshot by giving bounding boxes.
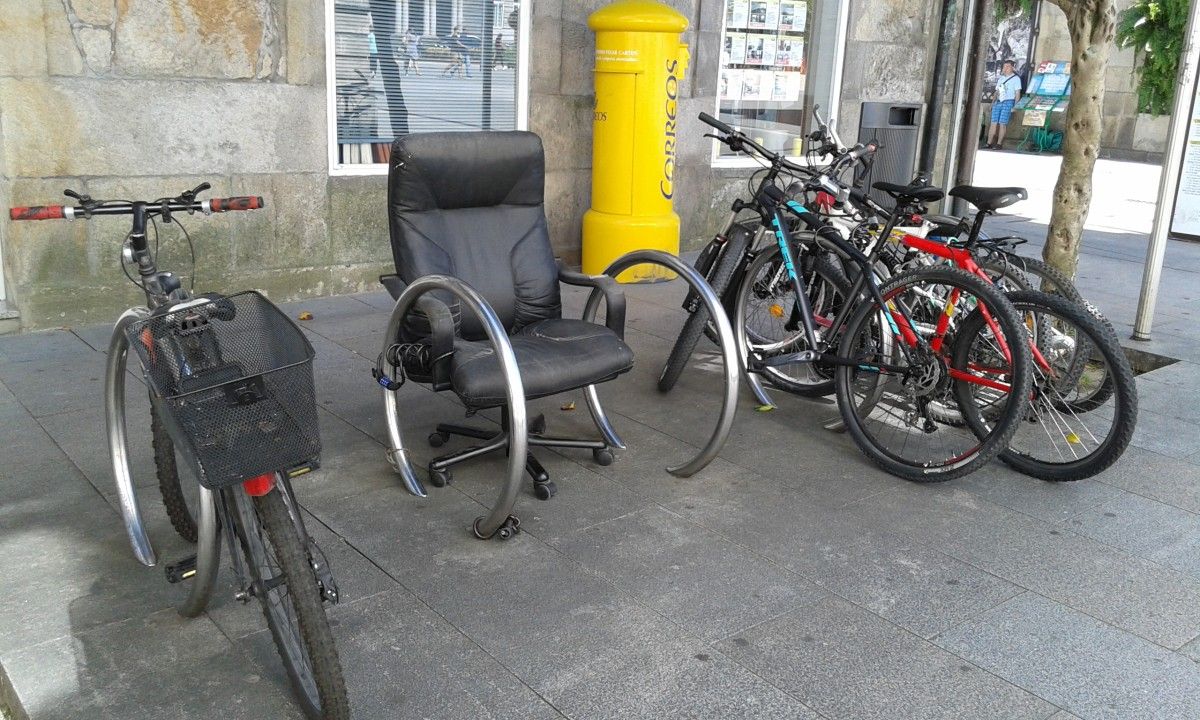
[658,224,752,392]
[835,265,1032,482]
[230,482,348,720]
[955,290,1137,481]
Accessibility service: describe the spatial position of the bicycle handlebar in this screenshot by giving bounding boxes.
[10,194,265,221]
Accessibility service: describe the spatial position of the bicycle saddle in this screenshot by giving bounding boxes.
[872,181,945,203]
[948,185,1027,212]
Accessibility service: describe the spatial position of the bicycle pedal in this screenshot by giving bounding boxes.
[164,556,197,584]
[760,350,819,368]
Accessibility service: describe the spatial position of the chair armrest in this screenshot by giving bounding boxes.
[380,274,458,382]
[557,261,626,339]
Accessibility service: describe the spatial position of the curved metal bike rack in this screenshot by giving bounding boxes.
[106,307,158,567]
[381,275,528,539]
[177,486,221,616]
[582,250,740,477]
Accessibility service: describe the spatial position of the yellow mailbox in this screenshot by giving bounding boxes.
[582,0,690,281]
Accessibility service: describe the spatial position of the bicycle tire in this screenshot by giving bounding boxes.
[152,400,197,543]
[234,485,349,720]
[658,225,752,392]
[834,265,1033,482]
[735,244,851,397]
[982,255,1117,409]
[955,290,1137,482]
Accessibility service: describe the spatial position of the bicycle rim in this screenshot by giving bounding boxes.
[956,291,1137,481]
[836,266,1031,481]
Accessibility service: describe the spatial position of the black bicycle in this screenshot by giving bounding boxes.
[666,114,1034,482]
[11,186,350,719]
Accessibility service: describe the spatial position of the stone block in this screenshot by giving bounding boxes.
[229,265,333,302]
[0,0,48,77]
[533,0,563,18]
[858,43,925,102]
[559,19,594,96]
[690,30,719,98]
[852,0,926,44]
[530,16,562,95]
[43,0,87,76]
[676,97,716,166]
[232,172,331,270]
[329,175,389,265]
[1105,64,1136,95]
[113,0,283,80]
[544,168,589,261]
[674,163,717,243]
[0,77,326,176]
[5,178,91,289]
[1133,113,1169,153]
[530,93,592,171]
[285,0,324,85]
[79,26,115,73]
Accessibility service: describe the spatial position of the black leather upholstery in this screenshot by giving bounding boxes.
[385,131,634,410]
[389,132,561,340]
[949,185,1027,212]
[450,319,636,407]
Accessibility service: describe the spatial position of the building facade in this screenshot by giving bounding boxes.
[1,0,955,329]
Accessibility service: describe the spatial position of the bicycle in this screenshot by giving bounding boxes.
[10,185,350,719]
[840,183,1137,481]
[692,113,1034,482]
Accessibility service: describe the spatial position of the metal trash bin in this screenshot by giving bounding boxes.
[858,102,923,206]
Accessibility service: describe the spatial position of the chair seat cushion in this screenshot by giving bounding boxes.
[450,319,634,408]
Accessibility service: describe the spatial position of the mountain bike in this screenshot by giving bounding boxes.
[10,186,350,719]
[840,183,1137,481]
[695,113,1034,482]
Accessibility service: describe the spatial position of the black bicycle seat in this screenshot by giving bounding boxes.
[872,181,945,203]
[949,185,1027,212]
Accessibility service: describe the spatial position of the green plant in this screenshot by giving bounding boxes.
[1116,0,1188,115]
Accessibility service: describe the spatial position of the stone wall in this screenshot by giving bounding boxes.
[1033,0,1164,163]
[1,0,948,329]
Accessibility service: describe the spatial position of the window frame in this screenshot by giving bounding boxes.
[710,0,851,169]
[324,0,533,177]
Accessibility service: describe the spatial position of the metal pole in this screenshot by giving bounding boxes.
[942,0,978,191]
[951,0,994,215]
[917,0,959,181]
[1132,0,1200,341]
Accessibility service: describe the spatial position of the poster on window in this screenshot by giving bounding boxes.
[759,34,778,66]
[741,69,771,100]
[764,0,780,28]
[776,37,803,68]
[728,0,749,28]
[748,0,769,28]
[982,0,1039,101]
[720,68,743,101]
[725,32,747,64]
[1171,81,1200,240]
[771,71,803,101]
[744,33,765,64]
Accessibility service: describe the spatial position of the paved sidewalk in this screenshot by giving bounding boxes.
[1,247,1199,718]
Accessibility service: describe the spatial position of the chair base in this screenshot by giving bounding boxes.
[426,414,611,500]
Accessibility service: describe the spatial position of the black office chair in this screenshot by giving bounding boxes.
[379,131,634,500]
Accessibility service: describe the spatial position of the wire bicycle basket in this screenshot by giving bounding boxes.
[125,291,321,489]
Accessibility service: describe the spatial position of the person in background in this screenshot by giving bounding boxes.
[402,28,421,75]
[366,16,381,76]
[986,60,1023,150]
[494,34,506,70]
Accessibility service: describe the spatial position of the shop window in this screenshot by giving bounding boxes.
[326,0,529,175]
[715,0,848,163]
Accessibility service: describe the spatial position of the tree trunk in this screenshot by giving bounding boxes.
[1042,0,1116,279]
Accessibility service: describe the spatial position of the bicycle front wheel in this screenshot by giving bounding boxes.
[955,290,1137,481]
[736,244,851,397]
[231,482,349,720]
[835,265,1033,482]
[658,224,752,392]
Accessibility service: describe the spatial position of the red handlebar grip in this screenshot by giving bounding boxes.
[210,196,264,212]
[10,205,65,221]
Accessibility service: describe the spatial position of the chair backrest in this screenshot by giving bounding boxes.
[387,131,561,340]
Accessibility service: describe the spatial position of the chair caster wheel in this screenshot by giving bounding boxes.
[534,481,556,501]
[474,514,521,540]
[592,447,614,466]
[428,431,449,448]
[428,467,451,487]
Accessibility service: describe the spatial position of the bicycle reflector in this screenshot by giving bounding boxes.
[242,473,276,497]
